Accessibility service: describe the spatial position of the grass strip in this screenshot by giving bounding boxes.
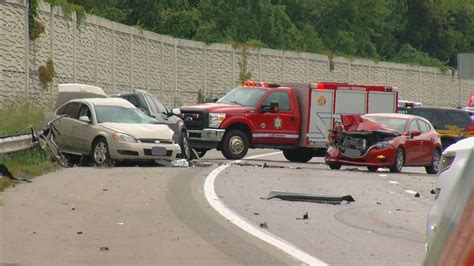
[0,148,59,192]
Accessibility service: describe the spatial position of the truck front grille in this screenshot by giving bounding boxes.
[180,110,208,130]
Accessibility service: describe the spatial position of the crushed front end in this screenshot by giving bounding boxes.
[325,115,400,167]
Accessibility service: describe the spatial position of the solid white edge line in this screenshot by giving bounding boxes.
[204,151,327,266]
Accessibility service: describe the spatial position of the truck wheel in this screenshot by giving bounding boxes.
[282,149,313,163]
[221,129,249,160]
[328,163,342,170]
[389,148,404,173]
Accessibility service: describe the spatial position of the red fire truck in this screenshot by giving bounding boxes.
[180,81,398,161]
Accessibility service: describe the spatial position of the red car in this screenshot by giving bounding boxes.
[325,113,442,173]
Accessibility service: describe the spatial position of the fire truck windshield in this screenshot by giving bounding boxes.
[217,87,267,107]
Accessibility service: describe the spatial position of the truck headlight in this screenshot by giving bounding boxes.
[209,113,226,128]
[375,140,394,149]
[112,132,137,143]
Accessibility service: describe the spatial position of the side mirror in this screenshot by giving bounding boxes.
[410,130,421,137]
[79,116,91,123]
[171,108,181,116]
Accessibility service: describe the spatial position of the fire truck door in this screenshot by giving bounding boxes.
[308,90,334,147]
[253,91,299,145]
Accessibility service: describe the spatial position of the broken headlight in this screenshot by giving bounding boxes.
[374,140,394,149]
[112,132,137,143]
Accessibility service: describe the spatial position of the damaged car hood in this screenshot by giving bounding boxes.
[341,115,400,136]
[101,122,174,140]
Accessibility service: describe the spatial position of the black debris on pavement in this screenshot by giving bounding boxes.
[430,189,436,194]
[233,162,302,169]
[262,191,355,205]
[100,247,109,251]
[376,202,382,205]
[259,222,268,228]
[77,232,83,235]
[414,193,420,197]
[296,212,309,220]
[253,212,260,216]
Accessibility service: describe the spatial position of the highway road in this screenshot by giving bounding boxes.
[0,149,436,265]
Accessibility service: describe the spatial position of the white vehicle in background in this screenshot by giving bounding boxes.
[425,137,474,254]
[397,100,422,113]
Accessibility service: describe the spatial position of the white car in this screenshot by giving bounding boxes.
[44,84,181,166]
[426,137,474,252]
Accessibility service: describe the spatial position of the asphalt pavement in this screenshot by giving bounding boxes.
[0,149,436,265]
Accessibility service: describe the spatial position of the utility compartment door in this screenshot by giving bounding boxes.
[308,89,334,147]
[334,90,367,125]
[368,91,397,113]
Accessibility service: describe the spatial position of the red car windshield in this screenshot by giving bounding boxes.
[364,116,407,134]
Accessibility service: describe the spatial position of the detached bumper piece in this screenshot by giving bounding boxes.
[261,191,355,205]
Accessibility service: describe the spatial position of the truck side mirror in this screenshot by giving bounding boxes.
[171,108,181,116]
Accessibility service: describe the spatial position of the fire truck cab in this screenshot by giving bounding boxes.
[180,81,398,161]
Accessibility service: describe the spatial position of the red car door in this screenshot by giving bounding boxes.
[417,119,438,165]
[404,119,424,165]
[252,90,300,145]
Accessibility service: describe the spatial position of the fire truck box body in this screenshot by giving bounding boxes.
[180,81,398,161]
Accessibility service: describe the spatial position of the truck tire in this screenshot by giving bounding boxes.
[221,129,249,160]
[328,163,342,170]
[282,148,313,163]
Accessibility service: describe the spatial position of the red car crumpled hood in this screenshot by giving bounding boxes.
[341,115,395,132]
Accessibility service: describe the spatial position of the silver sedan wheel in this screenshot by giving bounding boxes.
[93,140,110,166]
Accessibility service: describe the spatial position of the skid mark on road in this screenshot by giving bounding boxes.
[204,151,327,266]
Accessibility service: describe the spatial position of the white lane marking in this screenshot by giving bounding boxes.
[379,174,388,177]
[204,151,327,266]
[388,180,399,185]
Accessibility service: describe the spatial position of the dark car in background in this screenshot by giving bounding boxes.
[407,107,474,150]
[115,89,191,159]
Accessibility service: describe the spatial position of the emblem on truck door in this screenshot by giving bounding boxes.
[318,96,327,106]
[273,117,282,129]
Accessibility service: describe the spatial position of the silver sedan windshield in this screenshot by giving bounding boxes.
[95,106,156,124]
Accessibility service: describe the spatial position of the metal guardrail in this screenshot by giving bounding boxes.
[0,134,36,156]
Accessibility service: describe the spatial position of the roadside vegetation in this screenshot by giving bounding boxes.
[0,104,58,192]
[68,0,474,69]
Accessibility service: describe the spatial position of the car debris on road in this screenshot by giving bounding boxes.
[261,191,355,205]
